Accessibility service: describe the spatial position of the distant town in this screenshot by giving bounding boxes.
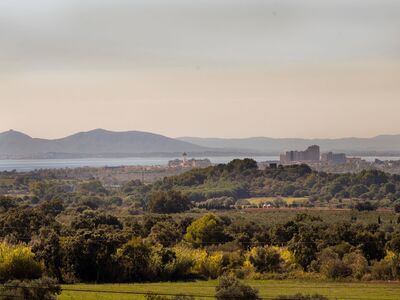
[280,145,346,165]
[168,152,212,168]
[162,147,400,177]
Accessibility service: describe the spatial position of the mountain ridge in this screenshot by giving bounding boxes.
[2,129,400,159]
[0,129,212,159]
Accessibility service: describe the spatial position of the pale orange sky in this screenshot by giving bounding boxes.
[1,0,400,139]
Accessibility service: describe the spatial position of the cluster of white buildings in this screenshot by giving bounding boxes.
[280,145,321,163]
[320,152,347,164]
[168,153,212,168]
[280,145,347,165]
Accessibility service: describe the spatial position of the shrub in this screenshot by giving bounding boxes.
[148,190,191,213]
[370,254,400,280]
[163,246,195,280]
[78,180,108,195]
[115,238,152,281]
[248,246,282,273]
[320,258,352,279]
[148,221,182,247]
[184,214,228,247]
[215,275,261,300]
[349,185,369,198]
[388,233,400,254]
[170,246,225,279]
[288,228,318,270]
[0,196,16,211]
[313,248,353,279]
[201,251,225,279]
[148,246,177,280]
[1,277,61,300]
[370,259,394,280]
[197,197,236,210]
[0,242,43,281]
[354,201,377,211]
[342,251,368,280]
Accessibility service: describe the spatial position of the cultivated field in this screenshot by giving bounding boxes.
[209,209,397,226]
[245,197,309,206]
[59,280,400,300]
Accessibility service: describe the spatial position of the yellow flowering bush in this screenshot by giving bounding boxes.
[168,246,198,278]
[272,246,297,269]
[384,250,396,261]
[0,241,43,281]
[172,246,225,279]
[201,251,224,279]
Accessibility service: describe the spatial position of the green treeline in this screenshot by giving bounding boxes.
[1,207,400,283]
[154,160,400,205]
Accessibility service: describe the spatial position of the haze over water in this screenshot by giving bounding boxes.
[1,156,399,172]
[0,156,278,172]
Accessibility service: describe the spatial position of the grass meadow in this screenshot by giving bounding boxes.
[59,280,400,300]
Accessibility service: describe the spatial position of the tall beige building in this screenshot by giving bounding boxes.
[280,145,320,163]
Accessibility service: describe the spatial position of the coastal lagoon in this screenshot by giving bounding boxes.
[1,156,400,172]
[0,156,280,172]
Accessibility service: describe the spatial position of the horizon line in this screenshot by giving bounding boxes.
[2,128,400,141]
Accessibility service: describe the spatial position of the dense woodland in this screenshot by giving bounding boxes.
[1,160,400,298]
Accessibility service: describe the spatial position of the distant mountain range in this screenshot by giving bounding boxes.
[1,129,400,159]
[0,129,214,159]
[179,135,400,156]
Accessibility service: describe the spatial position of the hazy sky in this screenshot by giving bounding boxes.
[1,0,400,139]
